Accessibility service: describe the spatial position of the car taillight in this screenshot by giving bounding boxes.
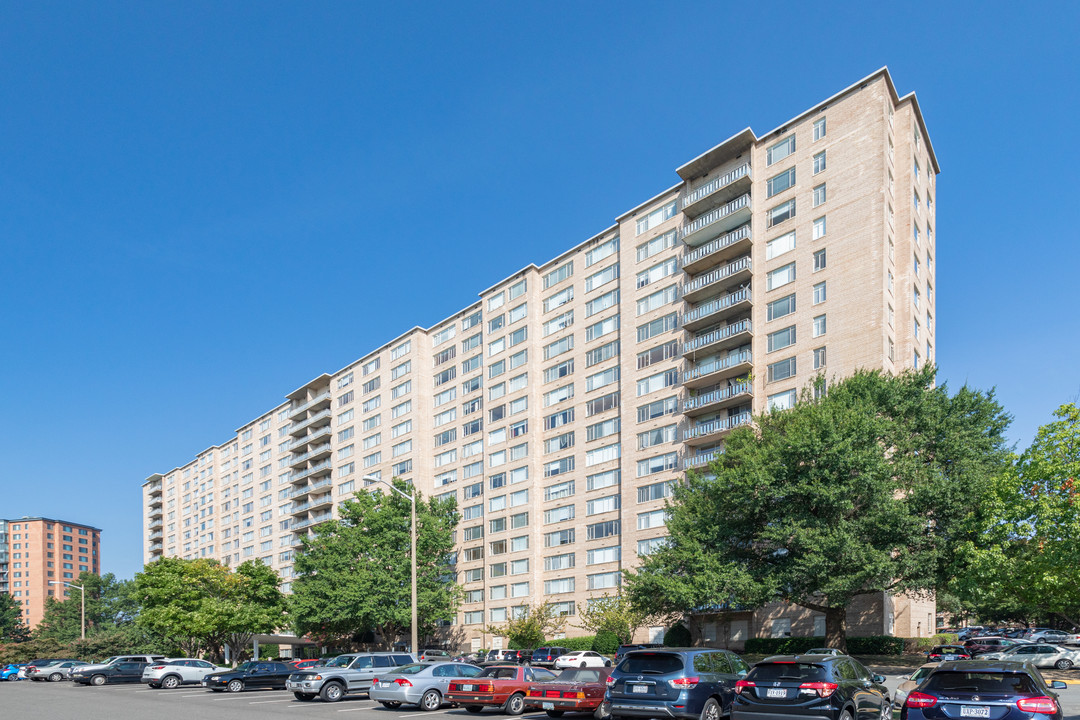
[1017,697,1058,714]
[669,676,699,689]
[928,654,940,659]
[372,677,379,685]
[528,688,542,697]
[734,680,755,695]
[394,678,412,687]
[605,676,616,687]
[799,682,839,698]
[905,692,938,708]
[150,665,166,670]
[564,691,585,699]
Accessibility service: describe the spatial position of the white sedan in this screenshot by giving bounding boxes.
[553,651,612,669]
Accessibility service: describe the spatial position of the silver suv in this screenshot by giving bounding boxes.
[143,658,231,689]
[287,652,416,702]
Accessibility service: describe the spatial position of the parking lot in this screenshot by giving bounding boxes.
[2,675,1078,720]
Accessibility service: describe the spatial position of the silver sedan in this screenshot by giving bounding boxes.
[978,643,1080,669]
[369,662,483,711]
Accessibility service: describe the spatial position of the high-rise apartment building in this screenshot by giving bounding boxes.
[143,68,937,648]
[0,517,102,629]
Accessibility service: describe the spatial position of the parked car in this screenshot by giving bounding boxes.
[900,660,1066,720]
[75,654,166,674]
[203,661,294,692]
[418,649,452,662]
[288,659,321,670]
[495,649,533,664]
[963,637,1024,655]
[286,651,416,702]
[956,627,983,641]
[72,661,151,686]
[28,660,89,681]
[893,664,937,707]
[446,664,559,715]
[2,663,26,681]
[23,657,80,675]
[554,651,611,670]
[1029,629,1078,645]
[369,661,483,710]
[805,648,844,657]
[977,643,1080,669]
[142,658,231,688]
[926,645,971,662]
[525,666,611,718]
[732,654,890,720]
[534,647,571,668]
[608,648,750,720]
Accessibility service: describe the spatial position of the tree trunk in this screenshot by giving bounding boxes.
[824,606,847,652]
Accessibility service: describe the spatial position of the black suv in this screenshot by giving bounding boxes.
[731,654,890,720]
[607,648,750,720]
[533,647,570,668]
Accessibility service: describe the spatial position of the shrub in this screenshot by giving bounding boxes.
[845,635,904,655]
[663,624,692,647]
[743,636,827,655]
[559,636,596,652]
[593,630,620,654]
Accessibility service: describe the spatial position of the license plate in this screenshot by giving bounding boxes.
[944,655,957,660]
[960,707,990,718]
[632,684,648,694]
[543,703,555,710]
[381,681,392,688]
[461,684,475,691]
[766,688,787,698]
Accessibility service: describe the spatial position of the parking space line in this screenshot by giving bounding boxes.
[250,699,295,704]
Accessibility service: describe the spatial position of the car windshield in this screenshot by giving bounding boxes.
[747,663,827,682]
[922,672,1039,694]
[556,669,604,683]
[324,656,355,668]
[394,664,428,675]
[617,653,683,675]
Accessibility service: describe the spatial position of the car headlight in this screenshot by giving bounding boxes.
[209,676,219,681]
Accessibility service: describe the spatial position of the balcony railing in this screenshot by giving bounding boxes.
[683,287,751,326]
[289,390,332,418]
[682,382,753,413]
[292,512,333,531]
[683,451,722,469]
[149,542,163,551]
[682,163,751,208]
[290,442,332,467]
[289,409,332,436]
[288,424,332,451]
[682,224,752,267]
[682,412,753,440]
[682,256,752,296]
[148,530,163,540]
[289,459,333,483]
[683,320,752,355]
[679,193,751,243]
[683,353,753,384]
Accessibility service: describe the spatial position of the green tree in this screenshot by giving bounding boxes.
[576,594,673,646]
[487,602,567,649]
[626,368,1011,650]
[219,560,288,662]
[291,480,460,647]
[36,572,140,641]
[0,593,30,642]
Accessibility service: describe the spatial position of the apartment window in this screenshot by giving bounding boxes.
[587,546,621,565]
[544,261,573,289]
[586,288,620,317]
[461,375,481,394]
[391,340,411,360]
[926,311,934,334]
[767,167,796,198]
[434,367,456,387]
[544,457,575,477]
[766,135,796,165]
[638,480,673,503]
[585,263,619,292]
[587,520,620,540]
[767,293,796,321]
[888,304,894,326]
[586,316,619,341]
[587,417,620,442]
[392,380,411,399]
[914,190,921,213]
[813,151,826,174]
[588,572,622,590]
[914,287,921,310]
[543,335,574,360]
[635,200,677,235]
[488,314,505,334]
[585,391,620,416]
[913,350,921,369]
[585,340,619,367]
[585,442,621,466]
[586,366,619,392]
[767,325,796,352]
[587,469,620,492]
[813,249,827,272]
[543,384,574,407]
[813,281,827,305]
[765,230,796,260]
[391,400,411,419]
[545,529,575,548]
[544,408,574,431]
[637,284,678,315]
[544,310,574,337]
[637,396,677,422]
[544,578,575,595]
[814,346,827,369]
[637,424,676,450]
[338,390,354,407]
[768,357,797,383]
[432,325,456,346]
[637,257,677,288]
[545,552,575,570]
[637,230,676,261]
[813,216,826,240]
[637,313,678,342]
[544,286,574,313]
[637,368,678,397]
[508,327,526,347]
[888,271,894,293]
[462,397,481,415]
[586,495,620,515]
[637,452,677,477]
[544,505,575,524]
[508,303,527,324]
[544,432,574,454]
[545,480,575,502]
[637,339,678,369]
[914,318,921,341]
[767,262,796,291]
[813,314,827,337]
[913,254,921,277]
[543,359,574,384]
[813,117,826,140]
[586,236,619,267]
[812,183,827,207]
[888,337,895,361]
[638,537,668,556]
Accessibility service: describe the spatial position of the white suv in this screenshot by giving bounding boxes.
[143,658,231,689]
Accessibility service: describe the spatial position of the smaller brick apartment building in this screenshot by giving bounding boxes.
[0,517,102,630]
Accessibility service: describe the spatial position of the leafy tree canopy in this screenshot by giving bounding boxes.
[488,602,567,650]
[36,572,139,642]
[0,593,30,642]
[575,594,673,646]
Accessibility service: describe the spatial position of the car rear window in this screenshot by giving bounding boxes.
[747,663,827,682]
[617,652,684,675]
[921,672,1039,694]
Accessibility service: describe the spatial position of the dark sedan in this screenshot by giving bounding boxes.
[72,661,149,686]
[202,661,294,692]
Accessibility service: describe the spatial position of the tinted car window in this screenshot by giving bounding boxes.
[618,653,684,674]
[922,672,1039,694]
[850,660,871,680]
[393,655,414,665]
[374,656,391,667]
[747,663,827,682]
[351,657,373,669]
[731,656,751,675]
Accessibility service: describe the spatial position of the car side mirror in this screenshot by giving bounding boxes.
[1050,681,1067,689]
[872,675,886,683]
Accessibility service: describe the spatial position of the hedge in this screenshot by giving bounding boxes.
[558,636,597,652]
[594,630,620,654]
[742,635,907,656]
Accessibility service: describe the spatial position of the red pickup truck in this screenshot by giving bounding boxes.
[447,664,559,715]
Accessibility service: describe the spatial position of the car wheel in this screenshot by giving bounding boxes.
[604,660,612,668]
[295,692,316,701]
[880,700,892,720]
[49,673,63,682]
[505,693,526,716]
[594,702,612,720]
[91,675,106,687]
[700,698,721,720]
[421,689,442,711]
[580,662,588,668]
[547,711,565,718]
[1055,659,1073,670]
[840,710,853,720]
[465,705,484,713]
[227,679,244,693]
[321,681,345,702]
[381,701,402,708]
[162,675,181,689]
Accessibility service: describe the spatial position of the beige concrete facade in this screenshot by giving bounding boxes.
[142,68,938,649]
[0,517,102,630]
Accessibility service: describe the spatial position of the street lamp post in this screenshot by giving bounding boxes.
[364,475,417,656]
[49,581,85,640]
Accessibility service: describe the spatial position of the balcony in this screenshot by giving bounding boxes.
[682,412,753,445]
[148,530,163,541]
[148,518,163,531]
[149,542,163,552]
[148,506,163,520]
[288,424,333,451]
[682,287,752,331]
[681,224,752,274]
[682,381,754,417]
[681,163,752,219]
[679,193,752,247]
[146,480,162,492]
[289,459,333,485]
[683,319,752,358]
[289,408,332,437]
[683,450,722,470]
[292,511,333,531]
[309,493,334,511]
[681,256,753,303]
[289,390,332,419]
[148,495,162,509]
[289,442,332,469]
[682,351,753,390]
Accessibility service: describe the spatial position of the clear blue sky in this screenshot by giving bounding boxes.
[2,2,1077,581]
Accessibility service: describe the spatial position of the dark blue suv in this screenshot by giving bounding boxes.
[606,648,750,720]
[900,660,1066,720]
[732,654,890,720]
